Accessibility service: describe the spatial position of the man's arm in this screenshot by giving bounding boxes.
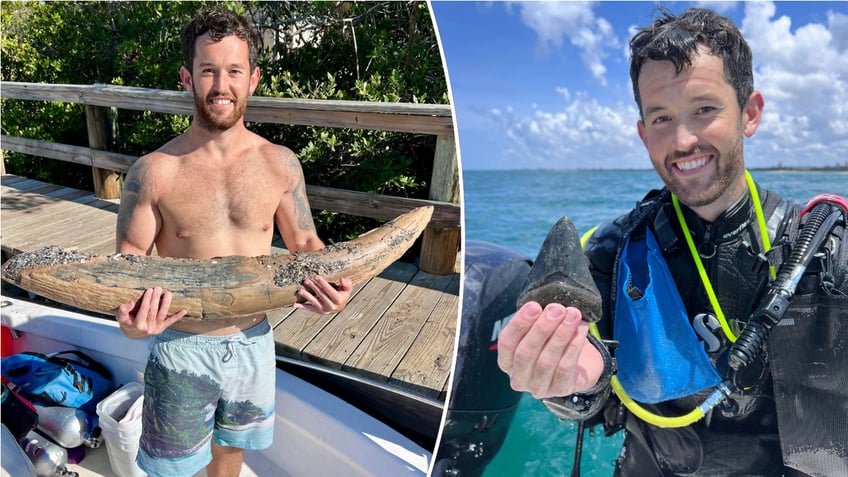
[114,158,186,336]
[275,150,352,314]
[116,159,161,255]
[273,149,324,252]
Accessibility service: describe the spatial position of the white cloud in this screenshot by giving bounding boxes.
[517,2,619,85]
[694,1,739,15]
[489,90,647,169]
[488,1,848,169]
[830,11,848,50]
[741,1,848,167]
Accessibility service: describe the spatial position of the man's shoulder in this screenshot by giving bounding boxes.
[254,138,297,161]
[130,146,181,179]
[135,134,188,165]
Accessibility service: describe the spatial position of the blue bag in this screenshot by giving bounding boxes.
[1,350,114,413]
[614,230,722,403]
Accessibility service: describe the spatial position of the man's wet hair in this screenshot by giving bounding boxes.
[629,7,754,118]
[182,6,261,71]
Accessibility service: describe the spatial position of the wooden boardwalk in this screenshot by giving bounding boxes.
[0,174,458,402]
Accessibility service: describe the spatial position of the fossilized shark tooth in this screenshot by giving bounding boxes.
[1,206,433,320]
[516,215,602,322]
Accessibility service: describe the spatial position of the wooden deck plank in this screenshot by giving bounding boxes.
[2,197,113,237]
[1,182,68,218]
[2,202,118,254]
[2,177,61,195]
[343,270,456,387]
[300,262,419,368]
[0,175,27,187]
[78,235,120,256]
[35,210,118,248]
[2,178,63,196]
[389,273,460,399]
[270,267,389,357]
[1,179,108,220]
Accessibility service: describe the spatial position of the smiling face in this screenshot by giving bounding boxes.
[180,33,259,132]
[636,47,764,221]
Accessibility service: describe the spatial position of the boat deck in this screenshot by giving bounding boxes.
[0,174,458,402]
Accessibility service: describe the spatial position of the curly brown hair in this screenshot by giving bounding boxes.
[629,7,754,118]
[181,6,261,72]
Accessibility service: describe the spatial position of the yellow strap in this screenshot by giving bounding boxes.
[580,226,599,248]
[747,171,777,280]
[588,322,707,428]
[671,170,774,342]
[671,194,738,342]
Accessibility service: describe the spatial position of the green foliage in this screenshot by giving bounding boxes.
[0,1,447,241]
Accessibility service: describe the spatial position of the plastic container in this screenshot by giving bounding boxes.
[95,382,146,477]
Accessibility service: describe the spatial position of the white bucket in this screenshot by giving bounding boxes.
[96,382,146,477]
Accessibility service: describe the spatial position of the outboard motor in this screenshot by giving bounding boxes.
[433,241,530,477]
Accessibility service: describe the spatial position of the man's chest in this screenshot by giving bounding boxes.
[157,175,282,235]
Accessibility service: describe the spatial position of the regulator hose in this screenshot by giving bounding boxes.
[729,200,846,372]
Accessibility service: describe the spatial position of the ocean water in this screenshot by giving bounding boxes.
[463,169,848,477]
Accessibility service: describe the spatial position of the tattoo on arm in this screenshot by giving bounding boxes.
[116,174,142,242]
[286,155,316,233]
[292,176,316,232]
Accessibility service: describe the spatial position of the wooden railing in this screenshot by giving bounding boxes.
[0,81,460,274]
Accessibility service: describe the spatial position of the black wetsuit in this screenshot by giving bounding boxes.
[576,183,848,476]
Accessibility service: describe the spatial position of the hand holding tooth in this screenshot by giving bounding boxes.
[498,216,605,399]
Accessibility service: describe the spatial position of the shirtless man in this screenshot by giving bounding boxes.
[114,7,352,477]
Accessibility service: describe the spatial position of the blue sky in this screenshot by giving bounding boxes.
[431,1,848,170]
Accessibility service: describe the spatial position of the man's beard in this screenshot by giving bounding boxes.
[192,89,247,132]
[658,135,744,209]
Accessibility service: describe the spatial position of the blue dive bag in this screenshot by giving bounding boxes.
[1,350,114,413]
[614,229,721,404]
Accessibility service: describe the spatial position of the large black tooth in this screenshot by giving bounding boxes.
[516,216,603,323]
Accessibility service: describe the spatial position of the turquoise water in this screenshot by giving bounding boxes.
[464,169,848,477]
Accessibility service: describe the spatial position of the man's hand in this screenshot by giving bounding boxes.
[497,301,605,399]
[294,276,353,315]
[116,287,187,339]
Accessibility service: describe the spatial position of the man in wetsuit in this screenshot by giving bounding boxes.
[114,7,352,477]
[497,7,848,476]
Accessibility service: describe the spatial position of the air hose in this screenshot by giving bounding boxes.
[729,197,847,371]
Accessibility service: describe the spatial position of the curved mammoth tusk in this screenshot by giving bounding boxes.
[1,206,434,319]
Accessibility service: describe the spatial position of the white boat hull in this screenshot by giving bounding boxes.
[0,297,431,477]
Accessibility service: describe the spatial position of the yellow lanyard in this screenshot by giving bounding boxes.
[671,170,775,342]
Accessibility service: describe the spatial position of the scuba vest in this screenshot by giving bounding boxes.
[579,182,848,476]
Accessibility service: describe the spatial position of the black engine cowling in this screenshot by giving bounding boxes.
[432,241,530,476]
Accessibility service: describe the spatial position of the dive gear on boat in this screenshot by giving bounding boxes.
[20,430,79,477]
[32,405,102,449]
